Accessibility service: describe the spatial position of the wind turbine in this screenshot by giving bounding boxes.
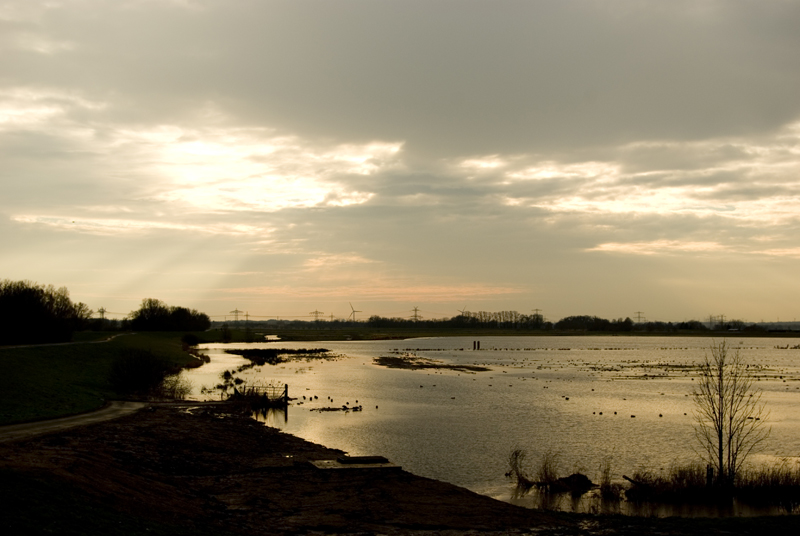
[457,305,470,318]
[349,302,362,322]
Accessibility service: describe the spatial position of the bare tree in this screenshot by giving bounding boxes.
[693,340,770,486]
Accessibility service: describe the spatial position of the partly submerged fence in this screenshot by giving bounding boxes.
[231,383,288,406]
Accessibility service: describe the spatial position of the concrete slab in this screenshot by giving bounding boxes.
[310,459,402,471]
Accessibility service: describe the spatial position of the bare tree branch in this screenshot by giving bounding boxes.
[693,340,770,486]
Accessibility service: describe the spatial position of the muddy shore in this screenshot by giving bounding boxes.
[1,404,798,535]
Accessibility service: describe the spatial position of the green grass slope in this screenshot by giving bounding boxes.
[0,332,205,425]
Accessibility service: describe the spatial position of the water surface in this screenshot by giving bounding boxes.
[185,335,800,516]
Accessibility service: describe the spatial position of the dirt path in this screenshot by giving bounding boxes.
[0,332,131,351]
[0,400,233,443]
[0,400,148,443]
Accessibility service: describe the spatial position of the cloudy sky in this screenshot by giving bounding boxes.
[3,0,800,323]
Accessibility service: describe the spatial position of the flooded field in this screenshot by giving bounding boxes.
[184,335,800,516]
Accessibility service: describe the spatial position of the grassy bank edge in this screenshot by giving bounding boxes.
[0,331,211,425]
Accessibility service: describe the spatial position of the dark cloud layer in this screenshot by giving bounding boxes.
[2,0,800,321]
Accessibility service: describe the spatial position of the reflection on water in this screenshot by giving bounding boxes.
[508,487,788,517]
[185,335,800,517]
[251,406,288,427]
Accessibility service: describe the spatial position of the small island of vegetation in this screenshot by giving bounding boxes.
[374,355,491,372]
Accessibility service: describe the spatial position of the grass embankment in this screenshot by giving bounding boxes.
[0,332,209,425]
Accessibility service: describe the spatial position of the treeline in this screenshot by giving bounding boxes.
[360,313,763,333]
[128,298,211,331]
[229,312,765,333]
[368,311,549,330]
[0,280,92,345]
[0,280,212,345]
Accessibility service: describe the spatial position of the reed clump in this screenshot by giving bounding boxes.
[506,449,534,491]
[736,461,800,512]
[624,460,800,511]
[535,450,561,491]
[598,456,624,501]
[506,449,593,496]
[624,463,708,503]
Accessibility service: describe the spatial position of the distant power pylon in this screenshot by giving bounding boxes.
[412,306,422,322]
[230,309,243,323]
[97,307,106,320]
[310,310,324,321]
[634,311,645,323]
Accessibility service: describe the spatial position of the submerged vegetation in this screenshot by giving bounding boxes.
[374,355,491,372]
[507,449,594,497]
[223,347,330,366]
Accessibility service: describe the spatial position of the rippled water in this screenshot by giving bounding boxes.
[184,335,800,516]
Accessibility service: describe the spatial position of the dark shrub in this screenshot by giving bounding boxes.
[108,349,174,396]
[181,333,201,346]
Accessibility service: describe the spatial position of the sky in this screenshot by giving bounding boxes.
[2,0,800,323]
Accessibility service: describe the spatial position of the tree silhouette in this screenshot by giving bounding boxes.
[693,340,770,486]
[129,298,210,331]
[0,279,91,344]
